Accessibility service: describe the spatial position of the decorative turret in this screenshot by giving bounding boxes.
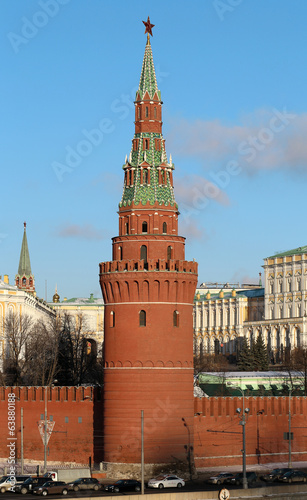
[53,285,60,303]
[15,222,35,294]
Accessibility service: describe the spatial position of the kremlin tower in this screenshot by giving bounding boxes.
[15,222,35,294]
[99,19,198,467]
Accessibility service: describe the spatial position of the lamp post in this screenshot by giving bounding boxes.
[227,383,249,489]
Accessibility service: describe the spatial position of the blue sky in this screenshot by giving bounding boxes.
[1,0,307,300]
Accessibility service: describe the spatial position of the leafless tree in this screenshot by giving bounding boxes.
[4,310,33,385]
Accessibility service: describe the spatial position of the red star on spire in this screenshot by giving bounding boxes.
[143,16,155,37]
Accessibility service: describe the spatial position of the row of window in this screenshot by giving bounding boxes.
[117,244,173,262]
[110,310,179,327]
[123,221,169,235]
[136,106,159,120]
[133,138,162,151]
[269,279,302,293]
[125,168,169,186]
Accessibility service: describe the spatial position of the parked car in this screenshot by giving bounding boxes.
[15,477,50,494]
[261,467,292,482]
[67,477,101,491]
[280,470,307,483]
[147,474,185,489]
[104,479,141,493]
[207,472,235,485]
[0,476,31,494]
[230,471,257,486]
[32,481,68,496]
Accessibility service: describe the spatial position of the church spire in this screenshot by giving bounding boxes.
[15,222,35,294]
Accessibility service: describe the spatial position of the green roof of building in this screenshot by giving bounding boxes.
[17,223,32,277]
[268,245,307,258]
[119,38,176,209]
[137,37,161,100]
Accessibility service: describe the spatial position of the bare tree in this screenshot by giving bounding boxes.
[24,317,59,386]
[4,311,33,385]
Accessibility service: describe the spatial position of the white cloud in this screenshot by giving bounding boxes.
[167,109,307,173]
[56,223,104,240]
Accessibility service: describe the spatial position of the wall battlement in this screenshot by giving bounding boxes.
[100,258,198,274]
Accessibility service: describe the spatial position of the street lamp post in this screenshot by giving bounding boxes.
[227,383,249,490]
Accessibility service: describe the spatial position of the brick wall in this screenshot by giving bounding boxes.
[0,386,103,465]
[194,396,307,467]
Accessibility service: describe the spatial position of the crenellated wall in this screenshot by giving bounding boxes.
[194,396,307,468]
[0,386,103,465]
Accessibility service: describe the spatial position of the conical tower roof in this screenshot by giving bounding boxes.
[18,222,32,276]
[137,36,161,100]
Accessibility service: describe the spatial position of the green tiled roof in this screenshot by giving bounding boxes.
[18,225,32,277]
[137,37,160,100]
[120,40,176,209]
[268,246,307,258]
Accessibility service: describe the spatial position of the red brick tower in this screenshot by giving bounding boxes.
[99,21,198,466]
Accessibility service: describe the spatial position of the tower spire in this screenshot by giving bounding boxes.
[15,222,35,294]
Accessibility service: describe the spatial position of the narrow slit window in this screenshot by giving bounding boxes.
[173,310,179,327]
[140,245,147,262]
[139,310,146,327]
[142,221,148,233]
[163,222,167,234]
[110,311,115,328]
[145,106,149,118]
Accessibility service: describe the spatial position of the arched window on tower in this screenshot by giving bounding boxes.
[139,310,146,327]
[161,170,165,184]
[138,107,141,119]
[145,106,149,118]
[167,246,172,260]
[22,277,26,286]
[118,246,122,260]
[173,310,179,327]
[125,222,129,235]
[140,245,147,262]
[142,221,148,234]
[145,139,149,150]
[110,311,115,328]
[143,169,148,184]
[154,107,157,118]
[162,222,167,234]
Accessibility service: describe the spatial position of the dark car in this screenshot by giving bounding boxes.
[67,478,100,492]
[15,477,50,494]
[32,481,68,496]
[104,479,141,493]
[207,472,235,485]
[280,470,307,483]
[261,467,292,482]
[230,471,257,486]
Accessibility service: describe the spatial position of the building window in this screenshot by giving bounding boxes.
[142,221,148,233]
[22,277,26,286]
[145,106,149,118]
[140,245,147,262]
[138,107,141,119]
[110,311,115,328]
[40,414,44,420]
[78,417,82,423]
[173,310,179,327]
[129,170,132,185]
[118,246,122,260]
[167,246,172,260]
[65,417,69,423]
[143,169,148,184]
[154,107,157,118]
[145,139,149,150]
[50,415,53,422]
[139,310,146,327]
[125,222,129,235]
[161,170,165,184]
[162,222,167,234]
